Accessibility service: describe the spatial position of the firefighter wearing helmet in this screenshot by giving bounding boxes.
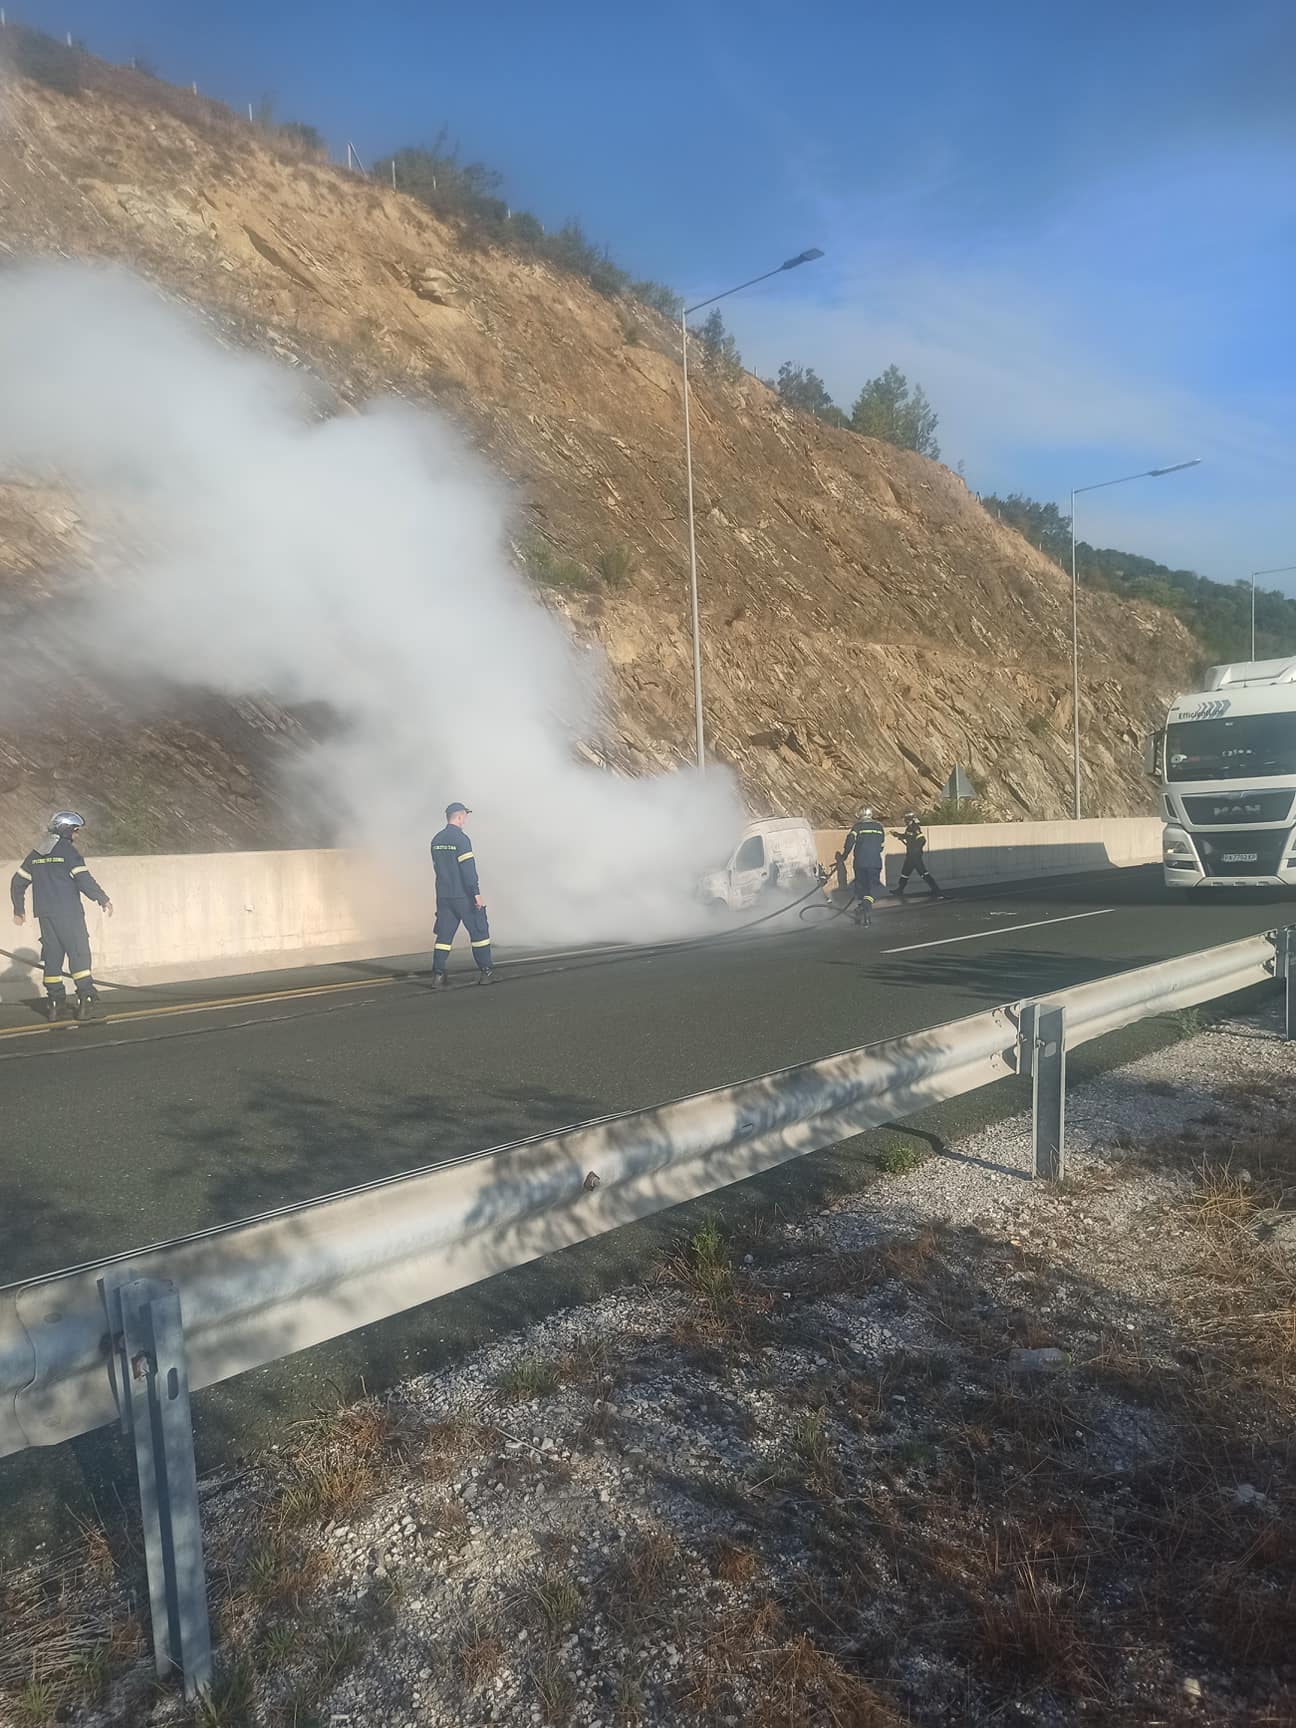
[839,805,886,926]
[10,812,114,1022]
[892,811,943,899]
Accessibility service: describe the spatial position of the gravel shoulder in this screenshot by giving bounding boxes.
[3,1006,1294,1728]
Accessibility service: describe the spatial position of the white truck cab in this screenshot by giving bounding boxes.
[697,817,822,911]
[1148,657,1296,890]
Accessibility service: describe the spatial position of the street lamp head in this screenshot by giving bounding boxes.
[781,248,824,270]
[1147,458,1201,478]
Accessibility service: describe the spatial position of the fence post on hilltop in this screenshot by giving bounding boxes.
[1278,926,1294,1042]
[101,1272,212,1700]
[1020,1001,1067,1180]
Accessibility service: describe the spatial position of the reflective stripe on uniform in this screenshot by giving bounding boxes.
[71,970,93,980]
[458,850,474,861]
[15,867,31,880]
[43,976,62,985]
[70,865,88,876]
[471,937,491,947]
[434,942,453,952]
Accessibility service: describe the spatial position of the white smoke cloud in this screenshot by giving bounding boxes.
[0,262,747,945]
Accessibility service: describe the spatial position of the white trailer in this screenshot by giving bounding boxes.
[1148,657,1296,890]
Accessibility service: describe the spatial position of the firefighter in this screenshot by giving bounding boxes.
[429,801,494,986]
[10,811,113,1022]
[892,811,943,898]
[840,805,886,926]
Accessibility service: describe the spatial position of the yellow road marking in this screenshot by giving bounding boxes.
[0,974,398,1041]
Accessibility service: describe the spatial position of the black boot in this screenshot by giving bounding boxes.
[433,972,451,989]
[476,968,496,986]
[76,994,105,1023]
[45,996,65,1024]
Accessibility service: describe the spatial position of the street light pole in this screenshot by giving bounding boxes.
[1068,459,1200,820]
[679,248,824,771]
[680,304,705,772]
[1249,564,1296,661]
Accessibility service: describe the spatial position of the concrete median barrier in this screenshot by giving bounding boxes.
[815,816,1162,892]
[2,818,1163,999]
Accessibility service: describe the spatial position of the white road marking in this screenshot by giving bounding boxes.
[883,908,1114,954]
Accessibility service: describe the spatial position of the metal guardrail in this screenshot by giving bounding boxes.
[0,926,1290,1696]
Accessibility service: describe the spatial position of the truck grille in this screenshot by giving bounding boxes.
[1182,791,1293,826]
[1195,829,1291,877]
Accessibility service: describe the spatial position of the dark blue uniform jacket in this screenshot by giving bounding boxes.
[10,839,109,921]
[430,826,482,901]
[842,818,885,869]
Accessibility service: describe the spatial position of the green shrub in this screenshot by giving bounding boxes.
[508,210,545,246]
[524,536,590,593]
[927,797,984,825]
[1026,714,1050,738]
[13,29,83,95]
[876,1137,926,1175]
[279,119,325,155]
[631,279,683,320]
[595,544,635,586]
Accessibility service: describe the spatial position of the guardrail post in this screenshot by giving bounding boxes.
[1278,927,1294,1042]
[102,1274,212,1699]
[1021,1002,1067,1180]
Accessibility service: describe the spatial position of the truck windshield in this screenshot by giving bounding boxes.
[1166,712,1296,782]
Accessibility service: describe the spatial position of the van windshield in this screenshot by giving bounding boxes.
[1166,712,1296,782]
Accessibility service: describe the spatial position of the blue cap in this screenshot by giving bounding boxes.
[445,801,470,818]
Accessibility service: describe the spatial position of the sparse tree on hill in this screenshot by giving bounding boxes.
[279,120,325,156]
[774,361,847,426]
[850,365,940,459]
[982,493,1072,566]
[692,308,743,380]
[632,280,684,320]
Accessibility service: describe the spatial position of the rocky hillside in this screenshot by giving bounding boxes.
[0,42,1198,852]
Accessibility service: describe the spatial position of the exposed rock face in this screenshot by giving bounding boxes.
[0,56,1196,851]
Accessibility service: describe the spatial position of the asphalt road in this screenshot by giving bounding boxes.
[0,866,1287,1287]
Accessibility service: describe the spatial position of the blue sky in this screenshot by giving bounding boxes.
[27,0,1296,591]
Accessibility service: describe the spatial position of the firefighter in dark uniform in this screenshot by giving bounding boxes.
[429,802,494,986]
[892,811,943,898]
[10,811,114,1021]
[840,806,886,926]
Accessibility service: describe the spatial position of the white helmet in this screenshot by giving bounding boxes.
[860,806,874,819]
[49,811,86,834]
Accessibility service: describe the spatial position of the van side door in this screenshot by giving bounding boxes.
[729,832,768,908]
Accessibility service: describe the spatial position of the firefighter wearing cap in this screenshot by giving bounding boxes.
[840,806,885,926]
[429,803,494,986]
[10,812,113,1022]
[892,812,943,899]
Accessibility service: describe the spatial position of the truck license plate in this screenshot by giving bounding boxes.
[1222,852,1258,863]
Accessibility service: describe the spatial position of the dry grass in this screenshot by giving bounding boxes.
[604,1531,684,1628]
[275,1400,413,1526]
[683,1600,905,1728]
[457,1624,504,1688]
[0,1531,145,1718]
[711,1540,762,1585]
[528,1569,584,1633]
[973,1560,1099,1692]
